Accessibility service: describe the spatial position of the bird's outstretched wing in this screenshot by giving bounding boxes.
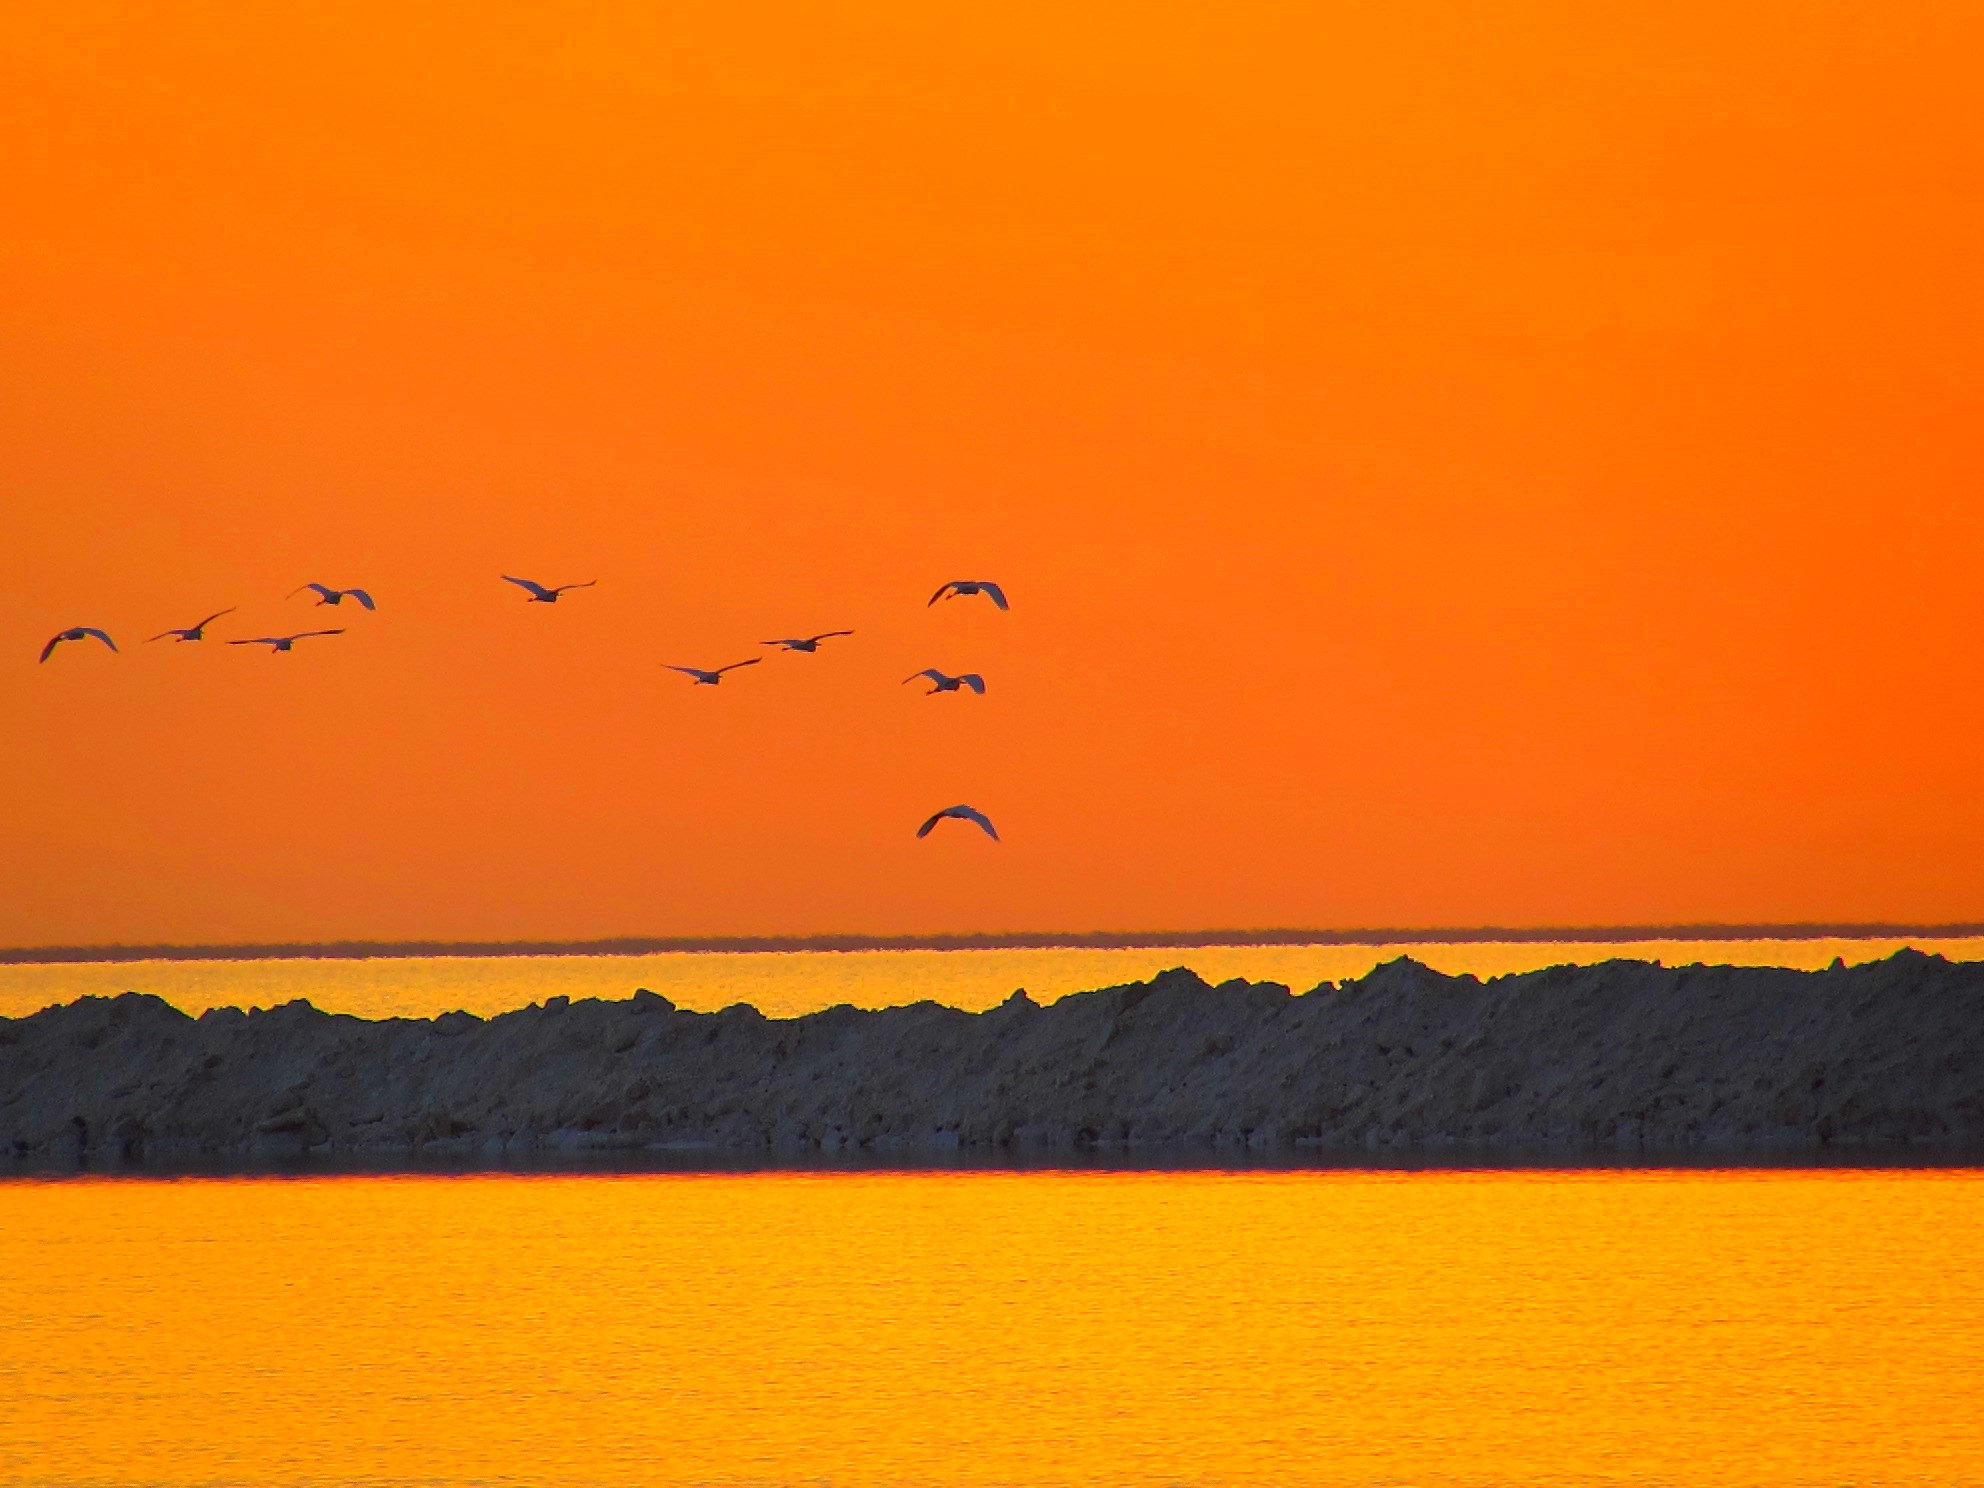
[148,629,186,642]
[957,806,1000,840]
[716,659,762,674]
[195,607,236,630]
[664,665,709,678]
[80,628,118,652]
[229,637,279,646]
[295,629,346,640]
[959,674,987,693]
[554,581,597,594]
[807,630,854,643]
[503,575,552,599]
[978,583,1009,610]
[904,668,944,685]
[927,583,956,606]
[38,634,62,663]
[762,639,798,649]
[346,590,376,610]
[290,583,333,600]
[915,810,947,838]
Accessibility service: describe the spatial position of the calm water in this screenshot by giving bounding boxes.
[4,937,1981,1021]
[0,1168,1978,1487]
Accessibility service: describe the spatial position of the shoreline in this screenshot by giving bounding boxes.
[5,921,1983,966]
[7,1144,1983,1182]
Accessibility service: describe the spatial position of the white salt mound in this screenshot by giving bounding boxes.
[2,951,1979,1163]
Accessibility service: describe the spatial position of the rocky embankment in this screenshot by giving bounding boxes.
[3,951,1980,1165]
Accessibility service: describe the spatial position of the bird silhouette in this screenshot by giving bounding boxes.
[150,608,236,643]
[762,631,854,652]
[503,576,596,603]
[290,583,376,610]
[39,627,118,663]
[665,660,763,685]
[928,580,1009,610]
[916,804,1000,841]
[903,668,986,694]
[229,630,345,653]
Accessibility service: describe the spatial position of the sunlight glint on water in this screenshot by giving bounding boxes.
[4,937,1981,1021]
[0,1169,1979,1488]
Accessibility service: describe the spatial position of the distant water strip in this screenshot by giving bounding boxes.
[3,937,1981,1022]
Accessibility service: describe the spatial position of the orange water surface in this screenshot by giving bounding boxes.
[1,1169,1979,1486]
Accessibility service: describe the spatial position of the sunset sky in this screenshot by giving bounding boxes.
[6,1,1982,947]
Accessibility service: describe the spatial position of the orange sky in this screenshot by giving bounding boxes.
[6,1,1982,946]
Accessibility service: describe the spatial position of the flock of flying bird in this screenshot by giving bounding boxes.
[39,574,1013,843]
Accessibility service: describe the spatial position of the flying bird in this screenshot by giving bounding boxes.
[39,627,118,663]
[290,583,376,610]
[150,608,236,643]
[762,631,854,652]
[903,668,986,694]
[665,660,763,685]
[928,580,1009,610]
[229,630,345,653]
[503,575,596,603]
[916,804,1000,841]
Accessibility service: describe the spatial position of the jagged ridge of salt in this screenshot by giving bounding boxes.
[3,950,1979,1163]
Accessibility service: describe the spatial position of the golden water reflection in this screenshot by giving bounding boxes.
[4,936,1980,1021]
[1,1169,1979,1487]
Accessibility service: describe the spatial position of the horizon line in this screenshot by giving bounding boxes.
[3,922,1982,966]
